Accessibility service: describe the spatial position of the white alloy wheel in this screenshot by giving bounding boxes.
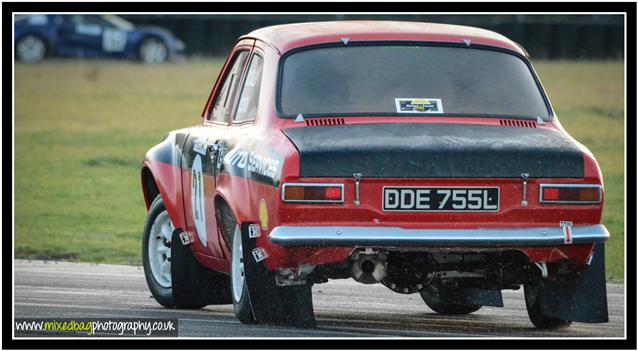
[231,225,245,303]
[17,35,45,63]
[147,210,173,288]
[139,38,168,64]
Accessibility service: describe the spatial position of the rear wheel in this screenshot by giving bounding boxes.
[229,224,256,324]
[138,37,168,64]
[524,283,573,329]
[420,283,482,315]
[220,205,315,327]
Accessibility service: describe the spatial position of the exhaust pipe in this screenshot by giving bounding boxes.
[351,249,387,284]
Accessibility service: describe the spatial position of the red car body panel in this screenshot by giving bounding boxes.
[141,21,607,277]
[241,21,527,56]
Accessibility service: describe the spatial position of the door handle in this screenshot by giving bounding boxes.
[216,146,227,171]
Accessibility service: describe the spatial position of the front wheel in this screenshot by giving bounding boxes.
[142,195,175,307]
[143,195,231,309]
[524,283,573,329]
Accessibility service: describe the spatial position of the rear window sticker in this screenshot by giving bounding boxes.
[395,98,444,114]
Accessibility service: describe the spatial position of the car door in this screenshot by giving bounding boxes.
[57,15,105,56]
[182,47,251,259]
[214,49,267,259]
[57,15,128,57]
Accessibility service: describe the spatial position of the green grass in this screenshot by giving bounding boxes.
[14,59,625,281]
[14,59,225,265]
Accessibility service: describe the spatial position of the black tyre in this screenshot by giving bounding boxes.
[16,34,46,63]
[524,283,573,329]
[142,195,176,307]
[420,283,482,315]
[143,195,232,309]
[138,37,168,64]
[219,205,315,327]
[228,223,258,324]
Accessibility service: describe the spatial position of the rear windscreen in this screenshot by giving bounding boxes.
[279,45,550,119]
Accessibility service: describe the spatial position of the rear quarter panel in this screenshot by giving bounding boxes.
[141,129,190,230]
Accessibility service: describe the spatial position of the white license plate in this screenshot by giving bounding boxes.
[383,187,499,212]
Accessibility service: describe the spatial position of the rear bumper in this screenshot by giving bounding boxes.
[268,224,609,247]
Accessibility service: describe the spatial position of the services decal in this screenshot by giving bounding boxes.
[222,143,284,188]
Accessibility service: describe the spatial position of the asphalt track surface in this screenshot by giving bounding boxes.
[14,260,625,338]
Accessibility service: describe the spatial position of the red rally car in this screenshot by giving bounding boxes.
[140,21,610,329]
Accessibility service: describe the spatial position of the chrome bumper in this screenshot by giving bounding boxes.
[268,224,609,247]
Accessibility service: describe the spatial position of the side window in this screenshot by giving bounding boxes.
[71,15,107,27]
[209,51,249,122]
[234,55,264,122]
[69,15,85,25]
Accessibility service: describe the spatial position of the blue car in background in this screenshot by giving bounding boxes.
[14,14,185,64]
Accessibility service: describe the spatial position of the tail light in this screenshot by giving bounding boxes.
[282,183,344,203]
[539,184,602,204]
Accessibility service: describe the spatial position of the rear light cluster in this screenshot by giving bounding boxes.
[281,183,601,205]
[539,184,602,204]
[282,183,344,203]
